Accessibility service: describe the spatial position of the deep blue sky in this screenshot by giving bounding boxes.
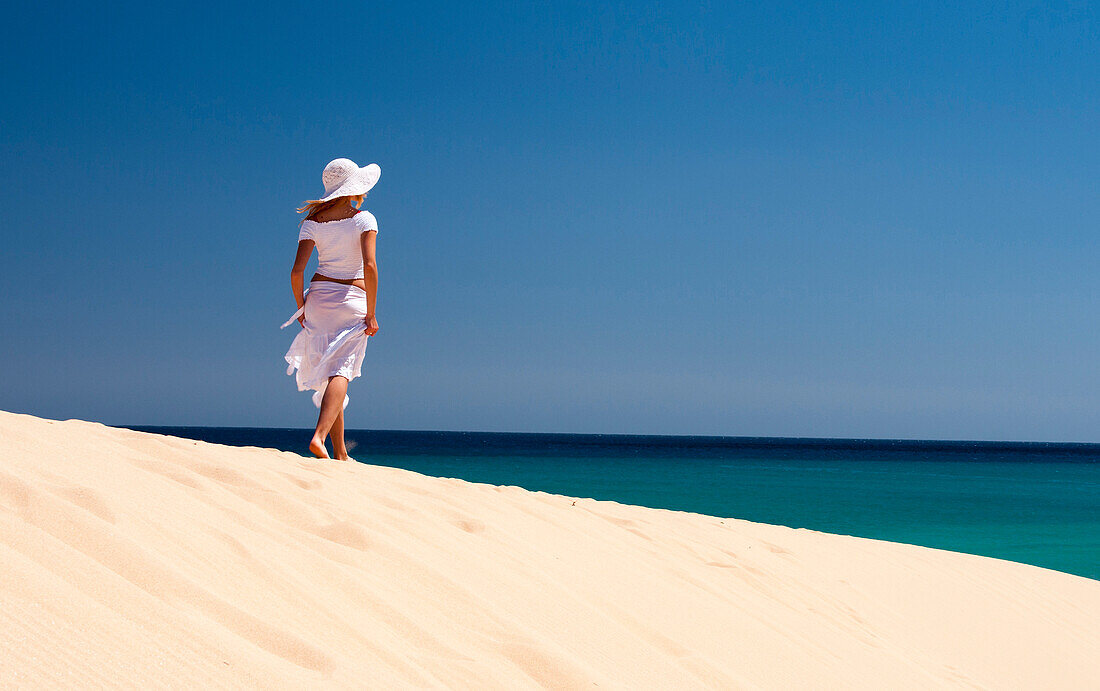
[2,1,1097,440]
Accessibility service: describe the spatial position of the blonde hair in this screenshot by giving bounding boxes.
[297,194,364,225]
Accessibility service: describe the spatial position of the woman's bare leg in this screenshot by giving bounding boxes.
[309,376,348,459]
[331,408,349,460]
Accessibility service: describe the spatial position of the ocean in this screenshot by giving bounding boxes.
[130,427,1100,581]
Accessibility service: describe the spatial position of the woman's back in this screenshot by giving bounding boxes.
[299,211,378,280]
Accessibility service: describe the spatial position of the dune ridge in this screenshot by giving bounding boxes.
[1,410,1097,689]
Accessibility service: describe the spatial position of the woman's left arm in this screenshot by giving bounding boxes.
[291,240,314,326]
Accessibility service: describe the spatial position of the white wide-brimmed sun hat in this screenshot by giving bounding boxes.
[316,158,381,202]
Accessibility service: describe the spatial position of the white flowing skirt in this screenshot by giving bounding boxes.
[283,281,370,409]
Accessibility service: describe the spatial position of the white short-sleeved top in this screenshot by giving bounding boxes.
[298,211,378,280]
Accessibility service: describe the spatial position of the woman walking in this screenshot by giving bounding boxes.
[283,158,381,459]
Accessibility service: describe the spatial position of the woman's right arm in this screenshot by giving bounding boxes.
[360,230,379,336]
[291,240,315,326]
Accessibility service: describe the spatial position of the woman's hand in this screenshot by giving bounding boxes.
[364,314,379,337]
[297,313,306,328]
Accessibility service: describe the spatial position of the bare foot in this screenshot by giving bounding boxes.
[309,436,330,459]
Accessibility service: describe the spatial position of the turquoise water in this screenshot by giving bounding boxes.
[132,428,1100,580]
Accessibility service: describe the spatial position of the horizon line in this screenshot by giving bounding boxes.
[123,424,1100,450]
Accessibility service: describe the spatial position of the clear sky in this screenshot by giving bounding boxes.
[2,1,1097,440]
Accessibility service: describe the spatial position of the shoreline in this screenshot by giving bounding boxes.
[122,422,1100,581]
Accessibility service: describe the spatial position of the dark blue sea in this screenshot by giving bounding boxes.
[129,427,1100,581]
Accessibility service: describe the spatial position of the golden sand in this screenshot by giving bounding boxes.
[2,411,1098,688]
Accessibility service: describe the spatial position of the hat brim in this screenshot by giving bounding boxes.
[318,163,381,202]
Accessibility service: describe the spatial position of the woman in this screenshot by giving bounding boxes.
[283,157,381,460]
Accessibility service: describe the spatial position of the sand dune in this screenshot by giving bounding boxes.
[1,411,1097,689]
